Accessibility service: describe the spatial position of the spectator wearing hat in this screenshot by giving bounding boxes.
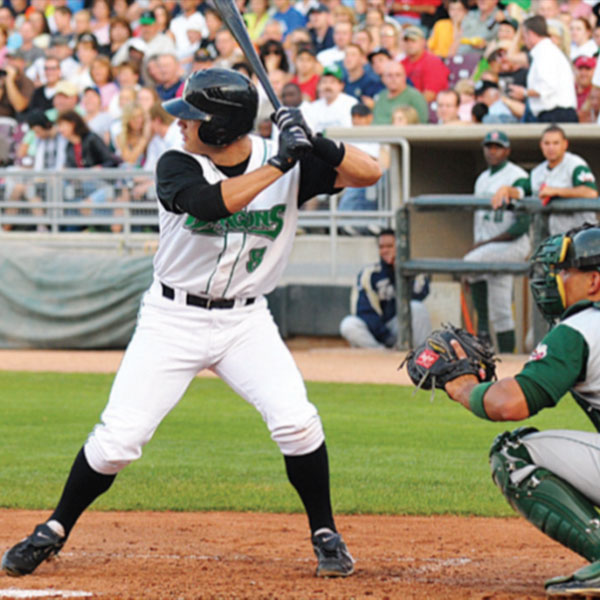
[373,60,428,123]
[190,48,216,73]
[317,21,353,68]
[508,15,578,123]
[0,48,35,120]
[244,0,271,42]
[154,53,185,101]
[308,4,334,54]
[570,16,598,61]
[47,80,81,123]
[138,10,176,59]
[168,0,208,62]
[302,64,357,131]
[428,0,468,58]
[457,0,501,55]
[367,46,391,77]
[27,56,62,114]
[290,46,321,101]
[343,43,384,107]
[401,25,449,103]
[574,55,596,116]
[272,0,306,40]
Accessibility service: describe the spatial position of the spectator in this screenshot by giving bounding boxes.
[391,104,420,124]
[373,60,428,124]
[579,85,600,123]
[272,0,306,41]
[475,79,520,123]
[168,0,208,62]
[493,125,598,236]
[198,8,222,59]
[562,0,593,20]
[153,4,172,35]
[308,4,334,54]
[108,16,134,66]
[137,86,160,113]
[51,6,75,45]
[303,64,357,131]
[286,27,314,65]
[244,0,271,42]
[0,48,35,121]
[190,48,216,73]
[145,102,182,172]
[47,80,80,122]
[213,28,244,69]
[81,86,112,145]
[295,0,320,17]
[456,0,501,56]
[73,9,92,38]
[260,19,286,44]
[17,19,45,67]
[454,78,475,121]
[547,18,570,57]
[390,0,442,28]
[570,17,598,61]
[290,46,321,101]
[0,24,8,70]
[508,15,578,123]
[71,32,99,93]
[464,130,531,352]
[317,21,353,68]
[379,22,404,62]
[154,53,184,101]
[281,81,309,109]
[574,55,596,117]
[28,56,62,114]
[27,9,51,51]
[90,55,119,110]
[259,39,290,73]
[471,101,489,122]
[343,43,384,107]
[367,46,391,78]
[435,88,465,124]
[401,25,449,103]
[48,36,79,82]
[353,27,374,56]
[332,5,356,26]
[90,0,111,47]
[339,229,431,349]
[428,0,468,58]
[138,10,176,58]
[114,102,152,168]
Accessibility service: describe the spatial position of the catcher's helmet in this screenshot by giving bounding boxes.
[529,223,600,323]
[163,68,258,146]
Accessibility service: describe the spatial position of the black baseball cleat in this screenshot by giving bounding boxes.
[1,523,65,577]
[545,561,600,598]
[311,528,355,577]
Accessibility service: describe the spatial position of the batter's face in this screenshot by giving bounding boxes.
[483,143,510,167]
[378,234,396,265]
[179,118,207,154]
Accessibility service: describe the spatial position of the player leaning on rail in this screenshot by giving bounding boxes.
[1,68,381,579]
[434,224,600,597]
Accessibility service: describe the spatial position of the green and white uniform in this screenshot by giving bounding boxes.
[518,151,598,235]
[515,301,600,505]
[464,161,531,333]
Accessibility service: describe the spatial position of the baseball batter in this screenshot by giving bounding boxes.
[1,69,381,579]
[444,223,600,597]
[463,130,531,353]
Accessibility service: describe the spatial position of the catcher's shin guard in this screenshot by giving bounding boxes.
[490,428,600,562]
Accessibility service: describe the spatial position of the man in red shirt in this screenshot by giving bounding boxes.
[574,55,596,114]
[401,25,449,103]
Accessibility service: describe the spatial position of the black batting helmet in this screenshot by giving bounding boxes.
[163,68,258,146]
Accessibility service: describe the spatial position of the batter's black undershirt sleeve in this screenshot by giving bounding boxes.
[156,150,232,221]
[298,154,342,207]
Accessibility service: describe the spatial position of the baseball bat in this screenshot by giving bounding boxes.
[213,0,281,111]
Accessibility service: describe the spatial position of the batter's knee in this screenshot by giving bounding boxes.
[271,413,324,456]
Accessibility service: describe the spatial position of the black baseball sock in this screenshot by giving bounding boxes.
[284,442,336,534]
[470,281,489,335]
[50,447,116,538]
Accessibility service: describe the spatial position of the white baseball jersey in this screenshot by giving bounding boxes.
[473,161,529,244]
[154,135,302,299]
[529,152,598,235]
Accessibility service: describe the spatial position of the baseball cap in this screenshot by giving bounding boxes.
[54,80,79,97]
[499,17,519,30]
[139,10,156,25]
[351,103,372,117]
[308,3,329,15]
[50,35,71,48]
[403,25,425,40]
[193,48,214,63]
[321,64,344,81]
[77,32,99,50]
[574,55,597,69]
[367,46,391,61]
[474,79,499,97]
[128,37,148,54]
[482,130,510,148]
[6,47,26,60]
[83,85,101,96]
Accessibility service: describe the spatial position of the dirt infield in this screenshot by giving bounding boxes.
[0,343,584,599]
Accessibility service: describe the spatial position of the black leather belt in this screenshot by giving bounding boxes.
[161,283,255,309]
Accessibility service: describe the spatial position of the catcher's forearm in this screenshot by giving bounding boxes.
[445,376,479,412]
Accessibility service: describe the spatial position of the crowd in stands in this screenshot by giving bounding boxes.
[0,0,599,232]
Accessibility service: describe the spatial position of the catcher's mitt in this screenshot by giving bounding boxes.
[400,324,498,392]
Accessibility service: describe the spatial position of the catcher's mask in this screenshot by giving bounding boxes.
[529,223,600,323]
[162,68,258,147]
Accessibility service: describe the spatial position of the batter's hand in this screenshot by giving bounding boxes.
[272,107,312,138]
[268,126,312,173]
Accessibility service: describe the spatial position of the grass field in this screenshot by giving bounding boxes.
[0,371,592,516]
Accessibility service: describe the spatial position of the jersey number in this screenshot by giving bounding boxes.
[246,247,266,273]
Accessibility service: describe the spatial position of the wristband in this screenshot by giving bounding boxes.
[468,381,494,420]
[311,134,345,167]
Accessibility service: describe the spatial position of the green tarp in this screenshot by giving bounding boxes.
[0,246,154,349]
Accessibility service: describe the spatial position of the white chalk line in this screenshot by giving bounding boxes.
[0,590,92,599]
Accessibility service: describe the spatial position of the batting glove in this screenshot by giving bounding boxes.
[271,107,312,137]
[268,125,313,173]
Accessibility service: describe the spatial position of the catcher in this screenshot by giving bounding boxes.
[404,223,600,597]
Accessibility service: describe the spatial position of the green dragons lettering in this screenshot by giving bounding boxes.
[184,204,286,239]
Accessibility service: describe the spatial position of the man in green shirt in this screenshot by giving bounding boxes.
[444,223,600,597]
[372,61,429,124]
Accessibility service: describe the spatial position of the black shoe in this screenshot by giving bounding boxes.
[2,523,65,577]
[311,528,355,577]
